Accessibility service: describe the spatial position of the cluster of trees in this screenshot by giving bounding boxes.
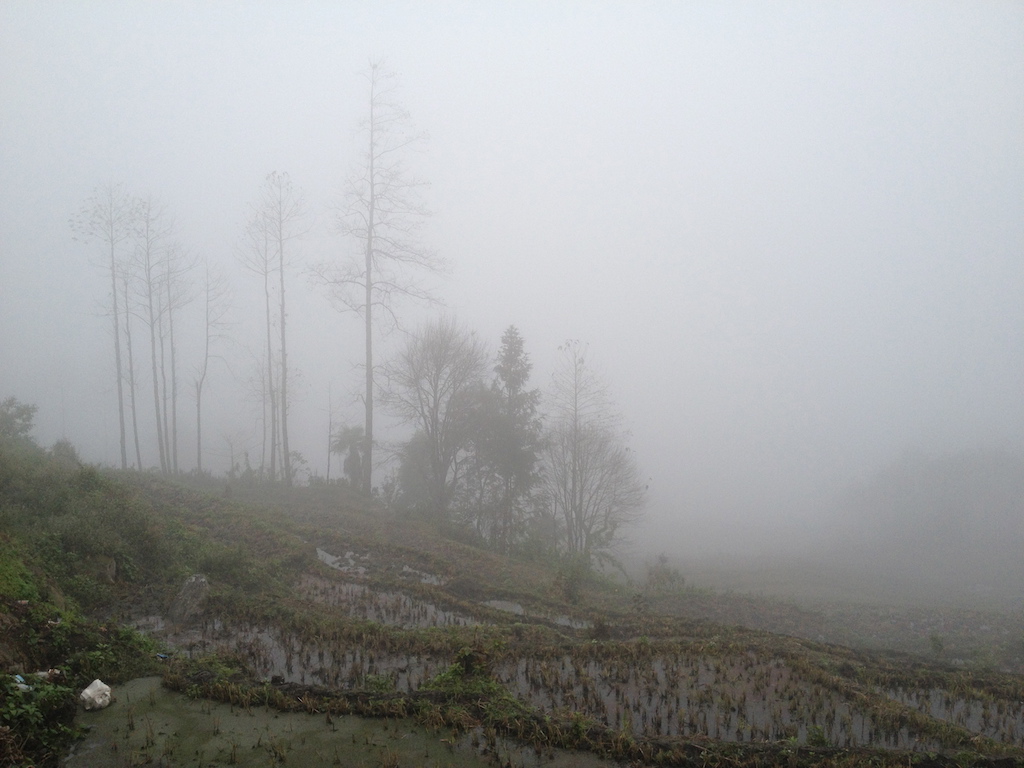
[0,396,37,448]
[236,171,306,484]
[364,319,646,563]
[71,186,210,475]
[72,62,438,484]
[70,180,291,479]
[68,61,647,564]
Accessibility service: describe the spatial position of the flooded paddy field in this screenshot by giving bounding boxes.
[495,653,931,748]
[494,648,1024,752]
[885,686,1024,745]
[125,548,1024,763]
[6,440,1019,768]
[67,677,618,768]
[300,573,480,629]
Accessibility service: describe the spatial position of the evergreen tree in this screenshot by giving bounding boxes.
[475,326,544,552]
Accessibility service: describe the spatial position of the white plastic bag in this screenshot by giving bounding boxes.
[80,679,112,710]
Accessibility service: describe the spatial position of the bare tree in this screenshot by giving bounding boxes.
[261,171,306,484]
[120,268,144,469]
[238,205,281,480]
[543,341,646,564]
[315,60,444,496]
[193,261,231,474]
[239,349,275,479]
[383,316,487,517]
[70,183,138,469]
[132,197,173,473]
[161,243,195,473]
[221,427,256,481]
[238,172,306,483]
[124,198,193,474]
[325,386,335,483]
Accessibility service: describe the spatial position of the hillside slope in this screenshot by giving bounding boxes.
[3,442,1024,767]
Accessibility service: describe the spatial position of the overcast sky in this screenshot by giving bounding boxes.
[2,1,1022,555]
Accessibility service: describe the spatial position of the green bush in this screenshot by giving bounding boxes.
[0,538,40,601]
[197,540,258,587]
[644,553,685,594]
[554,553,590,604]
[0,675,78,765]
[66,626,160,684]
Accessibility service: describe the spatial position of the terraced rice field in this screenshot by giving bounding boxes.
[134,543,1024,764]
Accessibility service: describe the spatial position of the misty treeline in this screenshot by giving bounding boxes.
[373,322,646,561]
[66,61,646,564]
[70,181,252,478]
[69,62,438,488]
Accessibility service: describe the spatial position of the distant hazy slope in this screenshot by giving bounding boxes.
[824,448,1024,603]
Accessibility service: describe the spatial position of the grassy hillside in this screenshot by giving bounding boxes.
[2,438,1024,767]
[0,440,169,764]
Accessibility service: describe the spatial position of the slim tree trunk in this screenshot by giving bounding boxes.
[73,184,136,469]
[135,198,171,474]
[147,286,167,473]
[259,355,268,477]
[166,276,179,474]
[362,89,376,497]
[571,388,582,554]
[194,278,211,475]
[109,236,128,470]
[363,234,373,495]
[325,386,333,484]
[158,309,171,471]
[139,211,167,474]
[241,173,305,484]
[264,264,278,482]
[278,210,292,485]
[123,275,143,470]
[195,380,203,474]
[195,311,209,474]
[316,63,439,498]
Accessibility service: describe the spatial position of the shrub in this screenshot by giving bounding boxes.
[0,537,40,601]
[0,676,78,764]
[644,553,685,594]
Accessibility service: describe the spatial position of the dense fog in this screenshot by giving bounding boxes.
[2,3,1022,597]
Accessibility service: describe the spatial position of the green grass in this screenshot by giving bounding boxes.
[0,537,40,601]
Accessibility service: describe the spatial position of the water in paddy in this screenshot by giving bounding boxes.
[66,677,621,768]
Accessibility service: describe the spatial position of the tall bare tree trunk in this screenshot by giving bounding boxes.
[264,265,278,482]
[278,209,292,485]
[325,386,333,484]
[158,307,171,470]
[314,62,440,499]
[194,263,228,475]
[166,275,179,473]
[240,174,304,483]
[147,288,167,474]
[110,235,128,469]
[195,381,203,474]
[195,291,208,473]
[134,198,173,474]
[363,171,374,496]
[258,356,268,476]
[71,183,137,469]
[123,274,143,470]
